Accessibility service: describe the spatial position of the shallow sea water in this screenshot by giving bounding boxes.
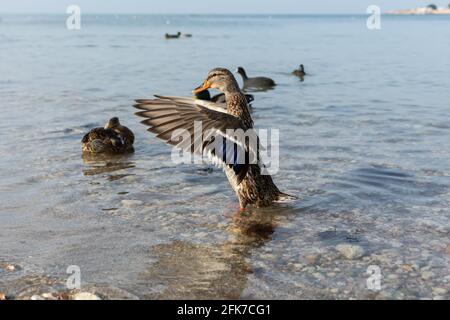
[0,14,449,299]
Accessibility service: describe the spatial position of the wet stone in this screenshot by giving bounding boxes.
[293,263,303,270]
[387,274,399,280]
[313,272,325,280]
[432,288,447,296]
[71,292,101,300]
[5,264,21,271]
[421,271,434,280]
[305,254,320,266]
[336,244,365,260]
[400,264,414,272]
[121,200,144,208]
[41,292,57,300]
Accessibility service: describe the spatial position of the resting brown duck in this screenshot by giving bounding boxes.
[81,117,134,154]
[134,68,293,210]
[292,64,306,81]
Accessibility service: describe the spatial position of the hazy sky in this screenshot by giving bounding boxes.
[0,0,448,14]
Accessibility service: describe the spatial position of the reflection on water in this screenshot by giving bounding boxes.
[82,153,136,178]
[139,210,278,299]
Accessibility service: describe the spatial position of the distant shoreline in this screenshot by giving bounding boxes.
[0,12,450,17]
[387,7,450,15]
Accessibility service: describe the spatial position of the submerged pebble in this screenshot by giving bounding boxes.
[432,288,447,296]
[71,292,101,300]
[336,244,365,260]
[421,271,434,280]
[305,254,320,266]
[121,200,143,208]
[41,292,57,300]
[313,272,325,280]
[5,264,19,271]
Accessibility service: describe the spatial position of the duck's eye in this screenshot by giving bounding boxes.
[207,73,219,81]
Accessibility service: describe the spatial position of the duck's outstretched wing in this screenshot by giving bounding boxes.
[134,95,257,184]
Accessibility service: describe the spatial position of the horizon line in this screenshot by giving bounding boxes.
[0,12,391,16]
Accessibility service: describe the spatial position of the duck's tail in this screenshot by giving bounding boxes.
[276,192,298,203]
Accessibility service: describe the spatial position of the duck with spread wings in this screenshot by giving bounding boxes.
[133,68,292,210]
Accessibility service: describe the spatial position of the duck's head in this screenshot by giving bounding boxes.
[235,66,247,78]
[105,117,121,129]
[193,68,240,94]
[300,64,304,70]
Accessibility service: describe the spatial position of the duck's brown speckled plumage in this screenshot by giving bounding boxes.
[222,91,282,208]
[134,68,290,209]
[81,117,134,154]
[225,92,253,127]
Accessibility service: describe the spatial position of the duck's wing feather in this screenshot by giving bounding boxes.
[134,95,256,184]
[149,95,227,113]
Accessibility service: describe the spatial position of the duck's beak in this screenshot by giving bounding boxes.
[192,80,211,94]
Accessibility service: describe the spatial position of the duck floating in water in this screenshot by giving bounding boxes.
[165,32,181,39]
[134,68,292,210]
[81,117,134,154]
[292,64,307,81]
[194,89,254,105]
[236,67,276,91]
